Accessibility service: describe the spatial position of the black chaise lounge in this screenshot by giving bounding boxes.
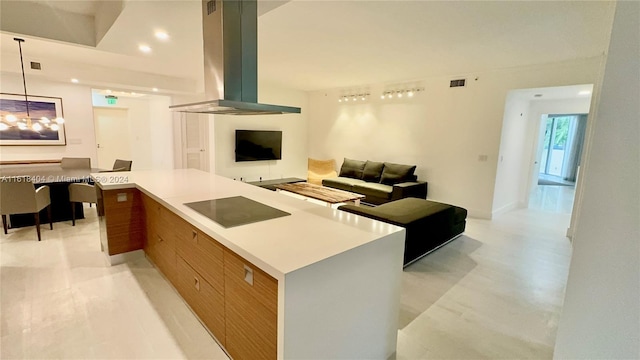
[338,198,467,267]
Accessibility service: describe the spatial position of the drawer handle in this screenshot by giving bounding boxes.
[194,277,200,291]
[191,230,198,242]
[243,265,254,286]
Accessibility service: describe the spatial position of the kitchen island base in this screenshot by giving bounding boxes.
[95,169,405,360]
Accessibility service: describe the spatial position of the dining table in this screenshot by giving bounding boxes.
[0,165,102,228]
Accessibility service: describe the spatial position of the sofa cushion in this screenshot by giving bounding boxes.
[352,182,393,199]
[380,162,417,185]
[343,198,453,226]
[322,177,365,192]
[339,158,366,179]
[362,161,385,182]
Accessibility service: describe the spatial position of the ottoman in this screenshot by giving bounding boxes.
[338,198,467,267]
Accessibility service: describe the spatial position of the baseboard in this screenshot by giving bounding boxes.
[104,249,145,266]
[491,202,519,218]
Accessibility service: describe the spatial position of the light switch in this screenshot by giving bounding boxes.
[117,193,127,202]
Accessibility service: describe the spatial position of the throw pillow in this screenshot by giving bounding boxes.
[380,162,417,185]
[362,161,385,182]
[339,158,366,179]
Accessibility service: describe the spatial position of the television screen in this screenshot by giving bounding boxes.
[235,130,282,162]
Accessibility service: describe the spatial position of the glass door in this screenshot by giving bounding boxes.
[540,116,571,176]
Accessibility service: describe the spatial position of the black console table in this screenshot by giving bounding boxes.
[247,177,306,191]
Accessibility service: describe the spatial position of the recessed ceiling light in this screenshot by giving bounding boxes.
[105,89,112,94]
[155,31,169,40]
[152,87,158,92]
[71,78,79,83]
[139,44,152,53]
[578,90,591,95]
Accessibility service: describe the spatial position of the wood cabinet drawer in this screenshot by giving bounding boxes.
[224,249,277,360]
[147,229,177,281]
[142,194,177,283]
[176,256,225,345]
[176,229,224,293]
[142,194,160,251]
[142,194,161,218]
[159,206,193,242]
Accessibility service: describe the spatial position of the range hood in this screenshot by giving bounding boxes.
[170,0,301,115]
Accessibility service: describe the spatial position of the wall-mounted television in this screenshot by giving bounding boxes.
[235,130,282,162]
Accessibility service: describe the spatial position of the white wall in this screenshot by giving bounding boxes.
[308,58,602,218]
[554,1,639,358]
[492,95,530,215]
[0,73,98,164]
[213,83,308,181]
[92,93,174,170]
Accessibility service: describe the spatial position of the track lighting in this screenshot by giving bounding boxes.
[338,93,370,103]
[381,87,424,100]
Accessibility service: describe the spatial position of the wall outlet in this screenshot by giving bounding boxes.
[478,155,488,162]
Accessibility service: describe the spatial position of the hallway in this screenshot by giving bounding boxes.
[397,185,574,359]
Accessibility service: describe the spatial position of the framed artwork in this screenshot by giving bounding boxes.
[0,93,67,145]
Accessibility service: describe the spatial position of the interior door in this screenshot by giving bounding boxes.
[181,112,210,171]
[93,107,131,169]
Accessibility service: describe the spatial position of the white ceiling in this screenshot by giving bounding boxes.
[0,0,616,94]
[25,0,101,16]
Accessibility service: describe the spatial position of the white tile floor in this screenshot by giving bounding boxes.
[1,186,574,359]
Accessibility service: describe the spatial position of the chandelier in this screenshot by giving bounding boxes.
[0,38,65,132]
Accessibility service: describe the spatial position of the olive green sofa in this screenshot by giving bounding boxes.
[322,158,427,205]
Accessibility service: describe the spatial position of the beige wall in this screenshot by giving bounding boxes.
[307,58,603,218]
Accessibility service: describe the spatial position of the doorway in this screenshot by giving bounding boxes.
[537,114,587,187]
[93,108,131,169]
[180,112,210,172]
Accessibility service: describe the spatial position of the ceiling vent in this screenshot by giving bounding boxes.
[450,79,466,88]
[30,61,41,70]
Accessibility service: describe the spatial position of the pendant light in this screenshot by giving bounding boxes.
[0,38,65,132]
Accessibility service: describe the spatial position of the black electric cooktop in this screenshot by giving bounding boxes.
[184,196,290,228]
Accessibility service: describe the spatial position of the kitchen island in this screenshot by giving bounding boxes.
[92,169,405,360]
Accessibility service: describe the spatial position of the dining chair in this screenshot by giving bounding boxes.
[68,182,97,226]
[68,159,131,225]
[0,177,52,241]
[112,159,132,171]
[60,157,91,169]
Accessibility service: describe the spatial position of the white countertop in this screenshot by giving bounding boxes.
[92,169,404,280]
